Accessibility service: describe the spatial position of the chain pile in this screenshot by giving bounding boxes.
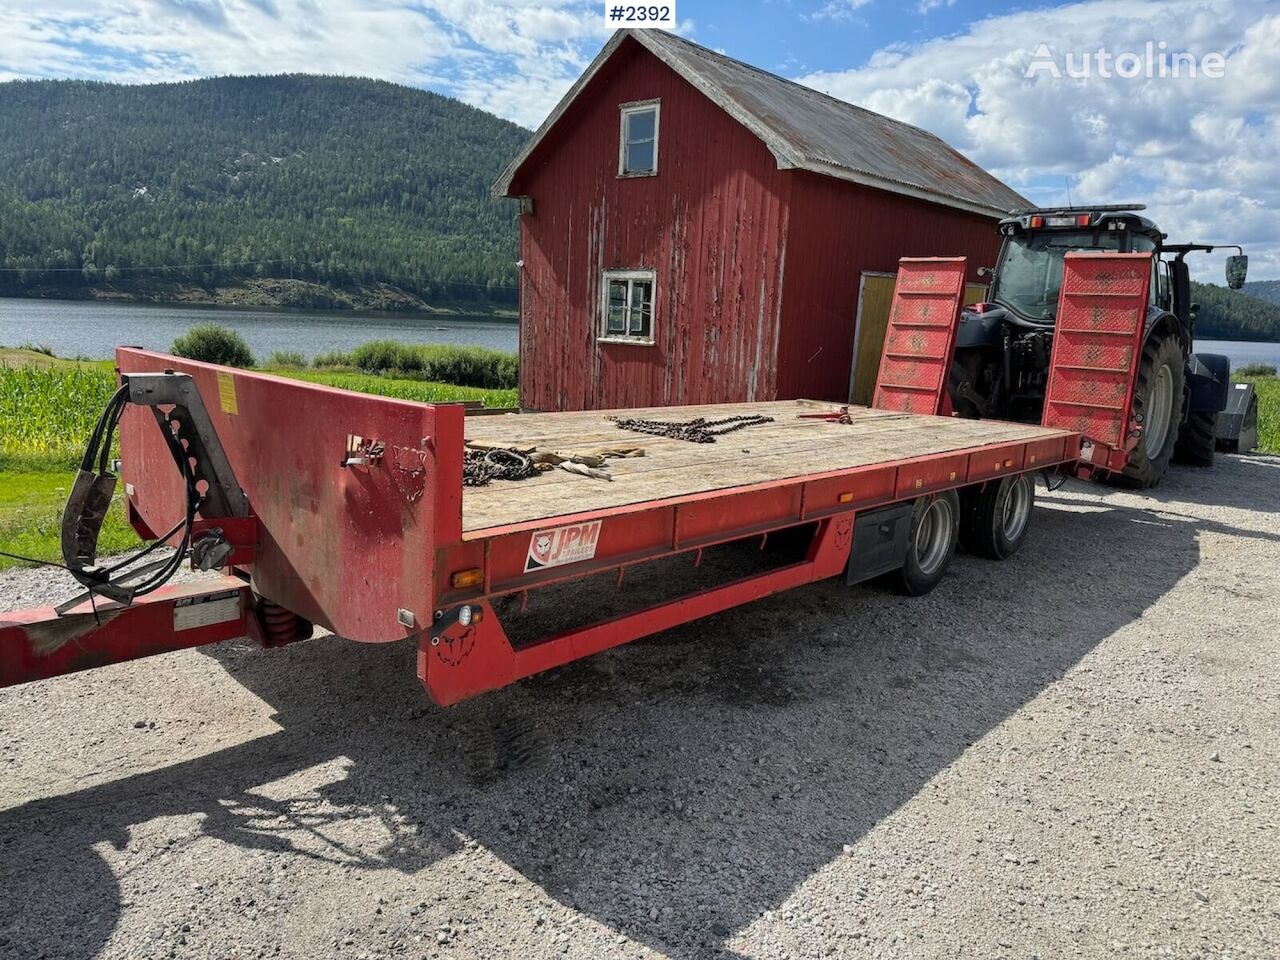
[463,448,539,487]
[608,413,774,443]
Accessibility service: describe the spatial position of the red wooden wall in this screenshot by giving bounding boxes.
[510,38,791,411]
[510,37,1006,410]
[775,172,1002,401]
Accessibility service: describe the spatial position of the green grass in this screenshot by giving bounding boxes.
[0,471,140,569]
[1,352,515,569]
[265,368,517,407]
[347,341,518,389]
[1237,375,1279,454]
[0,358,135,569]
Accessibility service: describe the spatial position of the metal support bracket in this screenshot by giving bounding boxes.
[126,372,250,518]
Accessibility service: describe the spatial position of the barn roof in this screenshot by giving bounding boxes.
[493,29,1029,219]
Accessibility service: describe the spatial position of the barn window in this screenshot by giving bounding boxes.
[601,270,655,344]
[618,101,660,176]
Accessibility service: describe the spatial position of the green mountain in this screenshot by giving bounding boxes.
[0,76,528,311]
[1191,281,1280,343]
[1240,279,1280,309]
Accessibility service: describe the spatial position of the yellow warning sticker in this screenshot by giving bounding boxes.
[216,372,238,415]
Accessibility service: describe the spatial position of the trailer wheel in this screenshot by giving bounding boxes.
[1115,333,1185,488]
[959,474,1035,560]
[1173,410,1216,467]
[894,490,960,596]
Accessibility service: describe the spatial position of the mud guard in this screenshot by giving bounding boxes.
[1186,353,1230,414]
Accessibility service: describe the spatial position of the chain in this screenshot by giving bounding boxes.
[608,414,774,443]
[463,448,539,486]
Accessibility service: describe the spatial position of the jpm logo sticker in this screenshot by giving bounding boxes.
[525,520,602,573]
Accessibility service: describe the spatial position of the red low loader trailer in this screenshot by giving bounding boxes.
[0,366,1079,705]
[3,256,1152,707]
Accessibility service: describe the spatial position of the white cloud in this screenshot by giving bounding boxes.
[797,0,1280,280]
[810,0,874,22]
[0,0,612,127]
[1,0,1275,283]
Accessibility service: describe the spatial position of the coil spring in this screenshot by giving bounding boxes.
[260,601,298,647]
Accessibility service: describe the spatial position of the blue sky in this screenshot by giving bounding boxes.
[1,0,1276,280]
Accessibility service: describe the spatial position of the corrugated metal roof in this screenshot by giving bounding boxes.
[494,29,1029,219]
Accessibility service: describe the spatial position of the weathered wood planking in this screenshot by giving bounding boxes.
[461,401,1072,533]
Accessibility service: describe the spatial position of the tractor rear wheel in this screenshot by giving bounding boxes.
[959,473,1036,560]
[1173,410,1216,467]
[1115,333,1185,488]
[894,490,960,596]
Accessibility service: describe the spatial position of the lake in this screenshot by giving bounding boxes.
[1196,339,1280,370]
[0,298,519,361]
[2,298,1276,372]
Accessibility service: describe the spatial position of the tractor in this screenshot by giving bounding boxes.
[948,204,1248,486]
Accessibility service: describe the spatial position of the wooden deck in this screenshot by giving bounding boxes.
[461,400,1074,534]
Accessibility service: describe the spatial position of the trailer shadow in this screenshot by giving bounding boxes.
[0,458,1269,959]
[1113,451,1280,512]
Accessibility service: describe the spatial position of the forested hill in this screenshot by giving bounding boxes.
[1240,279,1280,309]
[1192,281,1280,342]
[0,76,528,311]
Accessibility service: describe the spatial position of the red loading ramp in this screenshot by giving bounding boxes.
[1042,252,1151,467]
[872,258,966,415]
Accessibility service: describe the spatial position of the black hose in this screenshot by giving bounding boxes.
[63,382,201,602]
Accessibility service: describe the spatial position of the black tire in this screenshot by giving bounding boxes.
[1115,333,1185,488]
[893,489,960,596]
[959,473,1036,560]
[1173,410,1216,467]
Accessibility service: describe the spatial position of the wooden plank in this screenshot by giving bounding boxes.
[459,400,1073,534]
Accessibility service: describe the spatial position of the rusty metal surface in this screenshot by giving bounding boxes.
[638,30,1026,216]
[499,30,1027,218]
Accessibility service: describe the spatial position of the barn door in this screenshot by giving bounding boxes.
[849,274,988,406]
[848,272,896,405]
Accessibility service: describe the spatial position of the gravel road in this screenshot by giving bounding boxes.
[2,455,1277,960]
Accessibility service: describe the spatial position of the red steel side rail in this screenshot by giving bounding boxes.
[421,432,1078,705]
[0,577,249,686]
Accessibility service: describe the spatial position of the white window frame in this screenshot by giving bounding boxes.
[599,269,656,345]
[618,99,660,178]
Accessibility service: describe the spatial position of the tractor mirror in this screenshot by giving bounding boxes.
[1226,254,1248,289]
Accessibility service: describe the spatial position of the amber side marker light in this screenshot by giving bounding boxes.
[837,492,855,504]
[451,568,483,589]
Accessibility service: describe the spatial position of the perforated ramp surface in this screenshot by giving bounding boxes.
[1042,252,1151,450]
[871,258,966,415]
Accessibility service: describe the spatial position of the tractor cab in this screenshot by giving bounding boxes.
[950,203,1247,487]
[985,207,1166,325]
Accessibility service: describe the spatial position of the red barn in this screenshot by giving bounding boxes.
[494,29,1029,412]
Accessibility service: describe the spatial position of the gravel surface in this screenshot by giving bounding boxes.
[1,455,1277,959]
